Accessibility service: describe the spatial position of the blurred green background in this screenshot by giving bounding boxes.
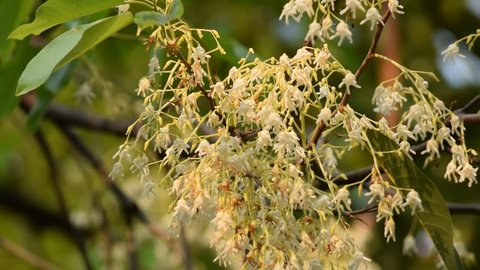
[0,0,479,269]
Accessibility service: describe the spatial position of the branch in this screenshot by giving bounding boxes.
[52,122,183,268]
[447,202,480,215]
[34,131,93,270]
[306,10,392,150]
[20,94,139,137]
[0,237,61,270]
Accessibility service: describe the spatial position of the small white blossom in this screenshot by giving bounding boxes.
[320,16,334,38]
[137,77,151,97]
[256,129,272,151]
[384,217,396,242]
[348,251,371,269]
[403,190,423,215]
[316,107,331,125]
[365,182,384,204]
[305,21,321,44]
[333,187,351,210]
[441,43,465,63]
[459,163,478,187]
[74,82,95,104]
[340,0,365,19]
[331,21,353,46]
[403,235,418,256]
[360,7,384,30]
[444,159,459,182]
[339,72,361,94]
[388,0,404,18]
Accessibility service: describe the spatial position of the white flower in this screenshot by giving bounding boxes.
[339,72,361,94]
[348,251,371,269]
[137,77,151,97]
[321,0,336,10]
[305,21,321,44]
[384,217,396,242]
[207,112,221,127]
[295,0,315,18]
[421,138,440,159]
[388,0,404,18]
[279,1,297,25]
[444,159,459,182]
[333,187,351,210]
[274,130,300,156]
[316,107,331,125]
[256,129,272,151]
[314,46,331,71]
[331,21,353,46]
[360,7,383,30]
[195,140,212,157]
[211,82,225,98]
[403,190,423,215]
[340,0,365,19]
[450,113,463,135]
[74,82,95,104]
[365,182,384,204]
[441,43,466,63]
[403,235,418,256]
[459,163,478,187]
[395,124,415,142]
[192,46,210,63]
[173,198,191,222]
[320,16,334,38]
[237,99,256,122]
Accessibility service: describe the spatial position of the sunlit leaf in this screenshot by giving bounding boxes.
[8,0,125,40]
[366,129,463,270]
[16,13,133,96]
[134,0,183,29]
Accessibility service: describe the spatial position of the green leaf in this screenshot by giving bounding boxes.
[134,0,183,29]
[0,0,35,63]
[8,0,125,40]
[366,129,463,270]
[16,13,133,96]
[27,62,78,130]
[0,40,39,117]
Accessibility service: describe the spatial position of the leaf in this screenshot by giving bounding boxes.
[366,129,463,270]
[8,0,125,40]
[0,0,35,63]
[16,13,133,96]
[134,0,184,29]
[0,40,39,117]
[27,62,78,130]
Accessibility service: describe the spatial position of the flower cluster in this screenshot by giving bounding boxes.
[280,0,404,45]
[109,0,478,268]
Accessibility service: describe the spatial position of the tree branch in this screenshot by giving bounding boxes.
[306,10,392,150]
[0,236,61,270]
[20,94,139,137]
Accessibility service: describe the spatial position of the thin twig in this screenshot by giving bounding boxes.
[53,123,183,267]
[0,237,61,270]
[306,10,392,150]
[34,131,93,270]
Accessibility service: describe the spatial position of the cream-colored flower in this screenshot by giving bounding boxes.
[360,7,383,30]
[339,72,361,94]
[331,21,353,46]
